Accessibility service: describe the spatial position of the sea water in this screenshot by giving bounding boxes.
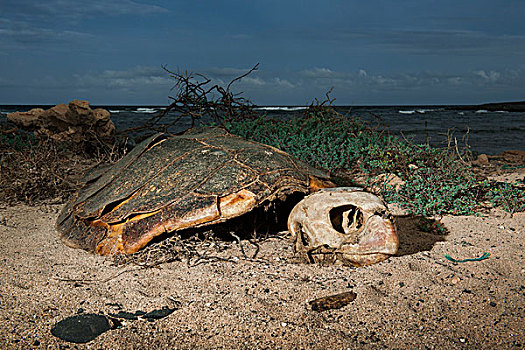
[1,105,523,155]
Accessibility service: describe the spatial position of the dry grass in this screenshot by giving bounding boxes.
[0,129,123,205]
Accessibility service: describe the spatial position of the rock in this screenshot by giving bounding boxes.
[309,291,357,312]
[142,307,177,320]
[476,154,490,166]
[51,314,112,343]
[450,276,461,285]
[108,306,178,321]
[6,100,115,144]
[499,150,525,164]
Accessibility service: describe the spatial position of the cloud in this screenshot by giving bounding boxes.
[0,0,169,48]
[0,20,92,44]
[299,67,337,78]
[474,70,501,82]
[201,65,525,104]
[233,66,525,104]
[377,30,525,55]
[74,66,171,90]
[274,78,295,89]
[2,64,524,105]
[320,28,525,56]
[240,77,266,86]
[0,0,168,20]
[296,67,525,88]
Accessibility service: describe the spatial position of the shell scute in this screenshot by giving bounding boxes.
[79,136,203,219]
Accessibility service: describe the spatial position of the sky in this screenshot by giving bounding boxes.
[1,0,524,106]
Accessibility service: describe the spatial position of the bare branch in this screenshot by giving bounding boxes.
[226,63,260,92]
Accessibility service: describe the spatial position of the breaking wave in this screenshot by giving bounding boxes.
[256,106,308,111]
[134,108,157,113]
[399,109,443,115]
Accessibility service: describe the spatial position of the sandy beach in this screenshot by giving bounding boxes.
[0,164,523,349]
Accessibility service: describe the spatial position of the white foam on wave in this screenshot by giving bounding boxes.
[134,108,157,113]
[256,106,308,111]
[399,108,444,115]
[109,110,122,113]
[416,108,443,114]
[476,110,488,113]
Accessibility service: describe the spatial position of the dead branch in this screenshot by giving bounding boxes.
[117,64,260,137]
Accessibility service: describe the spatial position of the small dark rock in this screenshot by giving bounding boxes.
[143,307,177,320]
[109,311,139,320]
[399,282,405,287]
[51,313,112,343]
[33,340,40,346]
[489,301,497,307]
[105,302,123,309]
[109,307,177,321]
[309,291,357,312]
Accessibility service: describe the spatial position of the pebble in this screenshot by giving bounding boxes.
[51,314,112,343]
[309,291,357,312]
[450,276,461,285]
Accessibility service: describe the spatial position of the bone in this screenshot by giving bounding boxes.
[287,187,398,266]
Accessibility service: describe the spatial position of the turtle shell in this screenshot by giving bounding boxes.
[56,127,334,255]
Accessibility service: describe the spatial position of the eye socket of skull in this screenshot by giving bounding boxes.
[329,205,364,234]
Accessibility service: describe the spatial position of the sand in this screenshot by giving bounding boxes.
[0,168,524,349]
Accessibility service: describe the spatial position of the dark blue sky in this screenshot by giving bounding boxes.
[1,0,524,105]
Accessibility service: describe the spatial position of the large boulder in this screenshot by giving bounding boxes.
[6,100,115,144]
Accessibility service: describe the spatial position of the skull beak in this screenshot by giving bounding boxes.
[340,214,398,266]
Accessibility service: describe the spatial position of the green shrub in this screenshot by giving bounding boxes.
[225,107,524,216]
[486,182,525,214]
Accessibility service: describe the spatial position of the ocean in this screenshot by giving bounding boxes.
[1,105,523,156]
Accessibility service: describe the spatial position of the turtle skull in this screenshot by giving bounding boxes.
[288,187,398,266]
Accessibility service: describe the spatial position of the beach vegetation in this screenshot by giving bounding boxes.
[0,129,122,204]
[222,107,507,217]
[1,65,523,216]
